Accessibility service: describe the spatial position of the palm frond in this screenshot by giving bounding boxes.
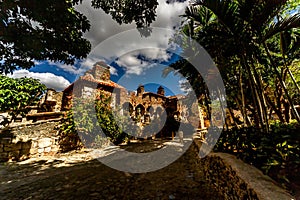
[287,33,300,59]
[263,14,300,42]
[236,0,259,22]
[195,0,243,36]
[250,0,288,31]
[183,5,214,26]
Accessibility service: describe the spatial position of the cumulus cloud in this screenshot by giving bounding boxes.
[179,79,192,94]
[115,49,172,75]
[116,54,150,75]
[76,0,188,47]
[41,58,117,76]
[153,0,188,29]
[46,61,82,75]
[73,0,189,77]
[8,70,71,91]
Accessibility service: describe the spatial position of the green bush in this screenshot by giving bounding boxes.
[60,94,129,149]
[214,121,300,188]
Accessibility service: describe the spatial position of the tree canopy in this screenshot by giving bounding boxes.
[0,75,46,125]
[0,0,92,74]
[0,0,160,74]
[91,0,159,28]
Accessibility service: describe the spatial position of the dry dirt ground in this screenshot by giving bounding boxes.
[0,141,222,200]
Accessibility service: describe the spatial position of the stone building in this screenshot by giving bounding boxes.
[122,84,190,126]
[61,61,204,136]
[61,61,126,111]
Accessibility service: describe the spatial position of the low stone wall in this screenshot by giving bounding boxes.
[193,139,295,200]
[0,119,62,162]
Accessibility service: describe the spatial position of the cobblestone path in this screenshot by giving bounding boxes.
[0,142,222,200]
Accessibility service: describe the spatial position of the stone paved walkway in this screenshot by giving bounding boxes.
[0,142,222,200]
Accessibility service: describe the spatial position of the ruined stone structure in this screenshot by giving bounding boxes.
[0,119,62,161]
[61,61,126,111]
[123,84,189,126]
[25,88,64,122]
[60,61,205,135]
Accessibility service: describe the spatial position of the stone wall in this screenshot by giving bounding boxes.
[0,119,62,162]
[192,139,295,200]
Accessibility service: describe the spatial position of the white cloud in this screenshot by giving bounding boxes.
[74,0,188,77]
[46,61,83,75]
[116,54,150,75]
[76,0,188,47]
[41,59,118,76]
[179,79,192,94]
[8,70,71,91]
[115,49,172,75]
[153,0,188,29]
[141,48,171,61]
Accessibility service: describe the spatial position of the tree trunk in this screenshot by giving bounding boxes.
[262,41,300,123]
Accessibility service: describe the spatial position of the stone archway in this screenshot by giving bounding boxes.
[122,102,133,116]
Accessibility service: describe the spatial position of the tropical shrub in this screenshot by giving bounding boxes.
[60,93,130,149]
[214,121,300,190]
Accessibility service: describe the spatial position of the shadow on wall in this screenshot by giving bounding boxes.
[0,130,32,162]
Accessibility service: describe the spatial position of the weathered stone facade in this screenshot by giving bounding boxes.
[61,61,125,111]
[123,85,190,126]
[0,119,66,162]
[61,61,205,132]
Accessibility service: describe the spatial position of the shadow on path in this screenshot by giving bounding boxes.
[0,144,222,200]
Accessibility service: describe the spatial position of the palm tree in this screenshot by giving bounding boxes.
[184,0,300,126]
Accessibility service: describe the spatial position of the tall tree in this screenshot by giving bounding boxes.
[0,0,91,74]
[174,0,300,128]
[0,0,162,74]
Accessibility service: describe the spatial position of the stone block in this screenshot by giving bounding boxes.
[31,140,38,148]
[44,147,51,153]
[38,148,44,154]
[30,148,38,155]
[0,138,11,145]
[8,151,20,160]
[11,137,20,143]
[50,145,59,153]
[38,138,52,148]
[4,143,22,151]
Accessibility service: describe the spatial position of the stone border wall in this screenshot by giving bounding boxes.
[193,139,295,200]
[0,119,62,162]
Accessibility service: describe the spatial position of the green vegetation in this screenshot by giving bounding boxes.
[60,93,130,149]
[172,0,300,129]
[91,0,158,28]
[170,0,300,193]
[0,0,91,74]
[0,0,159,74]
[214,121,300,190]
[0,75,46,126]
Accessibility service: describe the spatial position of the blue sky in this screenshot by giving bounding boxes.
[27,50,186,96]
[8,0,190,95]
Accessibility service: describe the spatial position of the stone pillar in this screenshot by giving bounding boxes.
[137,85,145,96]
[157,86,165,96]
[92,61,111,81]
